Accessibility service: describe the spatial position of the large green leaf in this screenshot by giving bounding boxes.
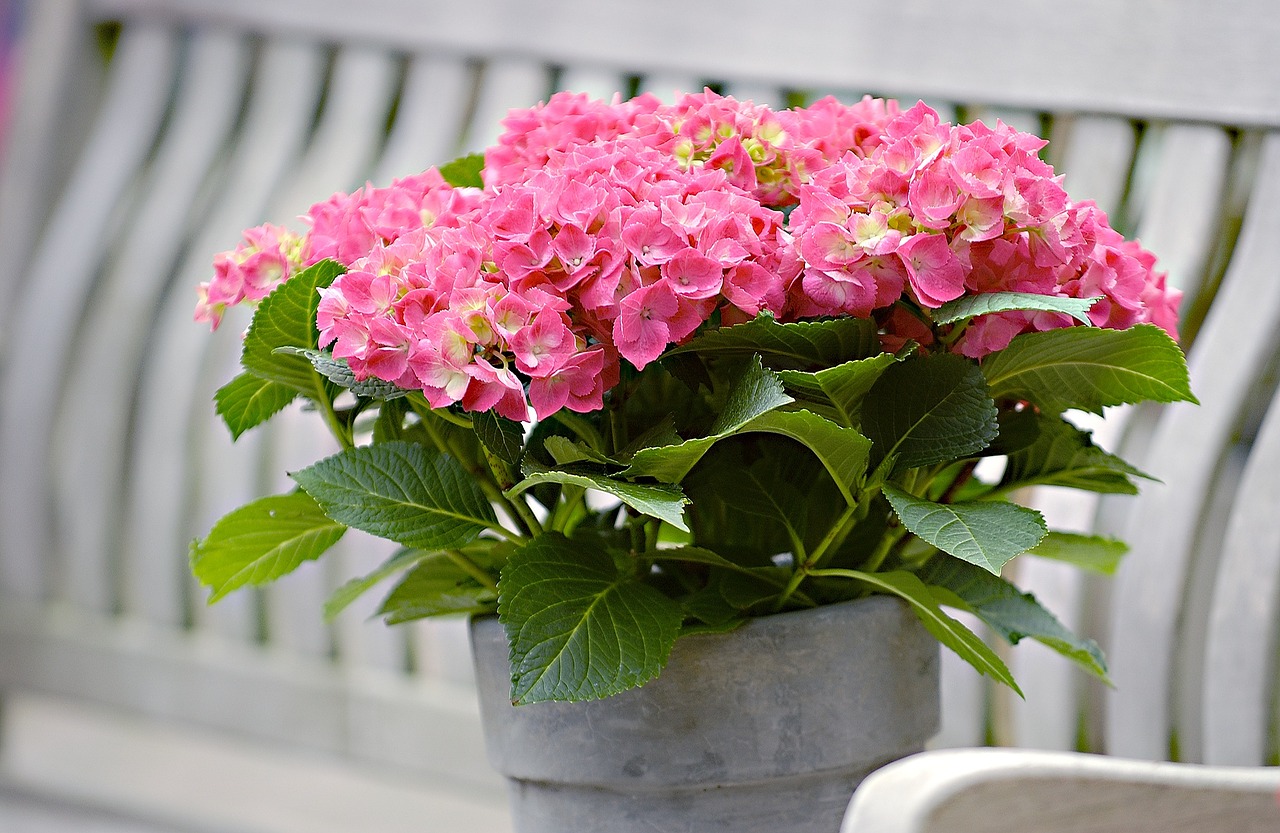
[664,313,880,369]
[1027,531,1128,575]
[191,491,346,603]
[920,556,1109,681]
[509,465,690,531]
[1000,415,1150,494]
[499,533,684,704]
[933,292,1100,326]
[740,409,872,503]
[884,486,1046,574]
[438,153,485,188]
[622,355,792,483]
[981,324,1196,415]
[324,546,426,621]
[214,372,297,440]
[776,353,897,428]
[378,551,499,623]
[811,568,1021,695]
[292,441,498,549]
[241,259,344,392]
[861,353,999,473]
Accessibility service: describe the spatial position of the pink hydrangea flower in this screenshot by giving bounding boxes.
[206,91,1182,417]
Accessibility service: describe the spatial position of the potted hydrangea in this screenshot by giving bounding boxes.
[191,91,1193,833]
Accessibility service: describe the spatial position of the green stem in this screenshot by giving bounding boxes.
[480,443,544,537]
[311,372,353,450]
[860,521,906,574]
[444,549,499,592]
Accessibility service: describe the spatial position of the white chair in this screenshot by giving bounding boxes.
[0,0,1276,829]
[843,749,1280,833]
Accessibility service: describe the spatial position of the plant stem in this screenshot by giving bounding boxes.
[484,453,544,537]
[311,373,353,450]
[860,521,906,574]
[445,549,499,592]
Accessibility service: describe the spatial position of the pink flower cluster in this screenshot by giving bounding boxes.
[194,170,481,328]
[787,102,1182,357]
[200,91,1182,421]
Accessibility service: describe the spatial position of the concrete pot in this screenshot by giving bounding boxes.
[470,594,940,833]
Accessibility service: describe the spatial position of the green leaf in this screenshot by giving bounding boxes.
[325,546,426,621]
[214,372,297,440]
[292,441,498,549]
[776,353,897,428]
[883,486,1047,574]
[740,409,872,504]
[1000,415,1151,494]
[499,533,683,704]
[241,259,345,392]
[438,153,485,188]
[473,410,526,469]
[933,292,1100,326]
[278,347,409,400]
[509,465,690,531]
[920,556,1109,681]
[191,492,346,603]
[622,356,792,483]
[378,551,498,623]
[815,568,1021,695]
[1026,531,1128,575]
[664,313,880,369]
[981,324,1197,415]
[544,436,618,467]
[862,353,998,473]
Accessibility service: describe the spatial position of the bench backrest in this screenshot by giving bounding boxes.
[1,0,1277,782]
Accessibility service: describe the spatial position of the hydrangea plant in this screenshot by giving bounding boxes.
[191,92,1194,705]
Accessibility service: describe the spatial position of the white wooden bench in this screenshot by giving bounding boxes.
[1,0,1276,829]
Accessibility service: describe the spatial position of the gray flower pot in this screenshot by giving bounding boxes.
[470,594,940,833]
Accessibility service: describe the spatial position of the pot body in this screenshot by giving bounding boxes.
[470,595,940,833]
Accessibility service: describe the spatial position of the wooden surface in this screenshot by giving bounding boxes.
[86,0,1280,127]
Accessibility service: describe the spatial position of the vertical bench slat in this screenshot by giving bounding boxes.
[372,54,474,182]
[1106,131,1280,761]
[0,24,179,602]
[1203,367,1280,765]
[50,30,252,616]
[462,58,553,154]
[121,38,329,628]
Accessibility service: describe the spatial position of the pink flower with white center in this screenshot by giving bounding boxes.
[799,222,864,268]
[408,342,472,409]
[509,309,575,377]
[948,144,1003,199]
[799,267,879,318]
[956,196,1006,242]
[551,224,598,282]
[908,166,964,230]
[662,249,723,299]
[528,346,608,419]
[621,206,685,265]
[613,280,682,369]
[337,270,399,318]
[898,233,966,308]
